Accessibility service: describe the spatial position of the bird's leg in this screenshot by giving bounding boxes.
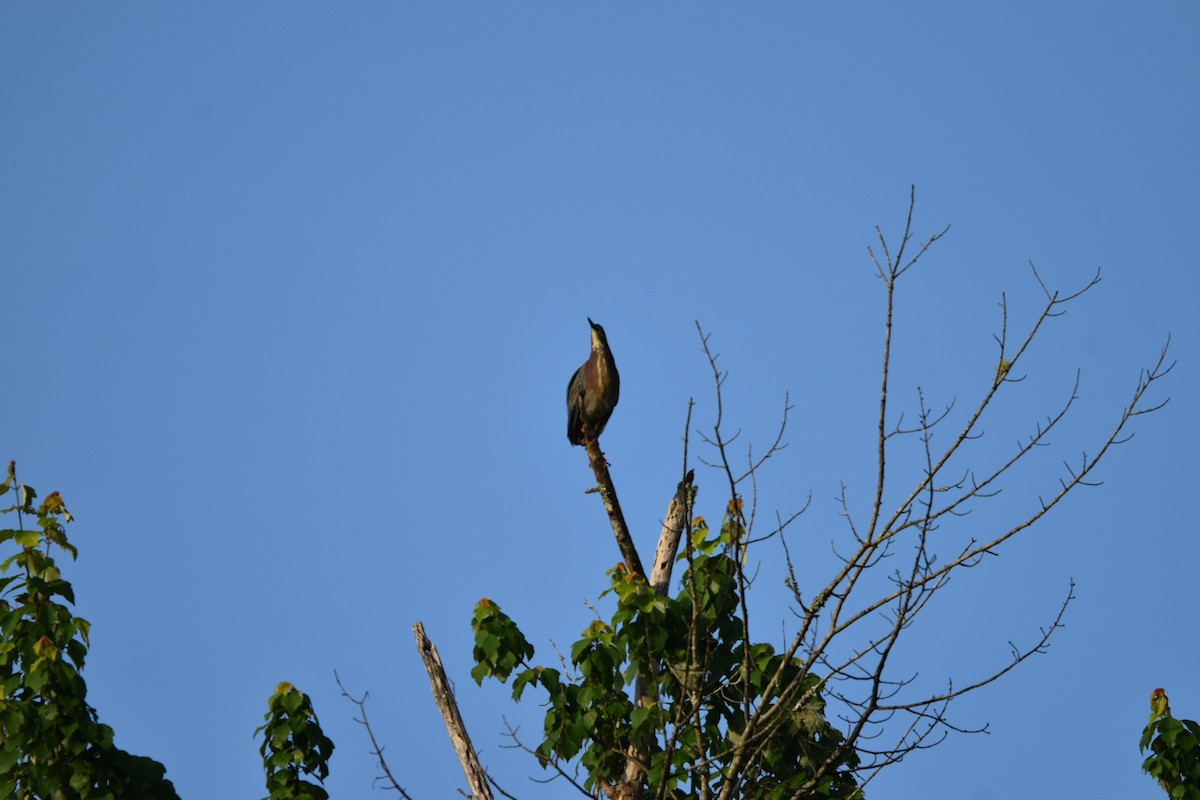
[583,424,611,466]
[577,414,611,465]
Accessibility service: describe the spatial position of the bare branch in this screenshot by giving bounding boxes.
[500,718,593,798]
[733,220,1166,794]
[650,470,696,597]
[335,671,413,798]
[413,622,494,800]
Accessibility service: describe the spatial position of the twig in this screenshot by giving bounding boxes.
[334,671,413,798]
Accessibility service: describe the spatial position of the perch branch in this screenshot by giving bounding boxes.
[584,432,645,578]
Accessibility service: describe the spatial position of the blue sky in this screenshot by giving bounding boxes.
[2,4,1197,799]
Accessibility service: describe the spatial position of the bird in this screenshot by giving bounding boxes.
[567,318,620,446]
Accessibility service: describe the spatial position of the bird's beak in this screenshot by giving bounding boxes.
[587,317,595,328]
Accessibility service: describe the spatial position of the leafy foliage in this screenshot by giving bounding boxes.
[0,462,179,800]
[1142,689,1200,799]
[473,501,862,800]
[256,681,335,800]
[0,461,336,800]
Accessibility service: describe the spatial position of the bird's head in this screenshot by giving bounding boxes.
[588,318,609,351]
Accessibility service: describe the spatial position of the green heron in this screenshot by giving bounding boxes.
[567,318,620,445]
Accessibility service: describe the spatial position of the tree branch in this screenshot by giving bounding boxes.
[583,432,645,579]
[413,622,494,800]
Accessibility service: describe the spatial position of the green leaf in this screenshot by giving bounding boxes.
[475,631,500,660]
[13,530,40,548]
[1163,720,1182,747]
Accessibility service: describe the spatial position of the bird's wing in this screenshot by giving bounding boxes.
[567,367,586,444]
